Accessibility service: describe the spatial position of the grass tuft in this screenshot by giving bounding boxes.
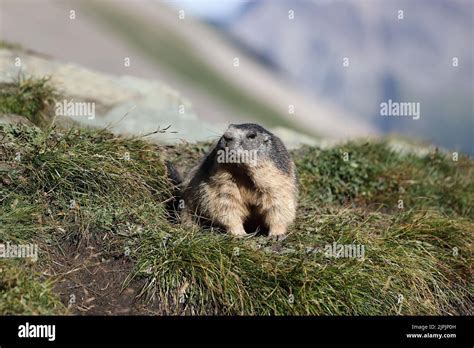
[0,260,66,315]
[295,142,473,218]
[0,77,58,128]
[0,124,472,315]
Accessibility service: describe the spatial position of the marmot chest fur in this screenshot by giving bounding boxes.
[180,123,298,238]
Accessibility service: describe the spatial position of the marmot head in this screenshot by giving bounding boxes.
[216,123,274,167]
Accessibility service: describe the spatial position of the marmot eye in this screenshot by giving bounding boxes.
[247,133,257,139]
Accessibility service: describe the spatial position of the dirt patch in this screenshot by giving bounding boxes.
[48,241,160,315]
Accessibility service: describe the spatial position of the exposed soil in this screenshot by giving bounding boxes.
[47,241,161,315]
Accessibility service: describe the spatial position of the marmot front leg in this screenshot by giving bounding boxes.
[227,222,247,237]
[264,196,296,239]
[216,201,247,237]
[268,224,288,237]
[206,180,247,237]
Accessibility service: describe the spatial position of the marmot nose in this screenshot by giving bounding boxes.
[223,132,235,143]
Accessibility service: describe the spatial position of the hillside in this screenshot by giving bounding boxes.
[0,76,472,315]
[0,0,376,139]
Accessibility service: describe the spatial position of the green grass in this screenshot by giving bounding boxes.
[0,76,58,128]
[1,120,472,315]
[0,260,65,315]
[295,142,473,218]
[0,40,24,50]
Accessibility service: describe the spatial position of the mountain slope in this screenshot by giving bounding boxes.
[223,0,474,154]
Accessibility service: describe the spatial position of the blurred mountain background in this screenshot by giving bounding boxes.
[1,0,472,153]
[216,0,473,154]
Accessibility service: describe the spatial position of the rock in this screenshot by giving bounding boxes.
[0,48,223,144]
[0,113,34,126]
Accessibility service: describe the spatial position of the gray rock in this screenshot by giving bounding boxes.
[0,48,223,144]
[0,113,34,126]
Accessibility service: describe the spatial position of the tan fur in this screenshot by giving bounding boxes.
[181,159,297,237]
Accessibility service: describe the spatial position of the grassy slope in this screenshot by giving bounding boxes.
[1,123,472,315]
[0,78,472,315]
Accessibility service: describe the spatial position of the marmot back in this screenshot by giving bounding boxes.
[180,123,298,238]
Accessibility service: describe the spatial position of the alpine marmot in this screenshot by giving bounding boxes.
[169,123,298,238]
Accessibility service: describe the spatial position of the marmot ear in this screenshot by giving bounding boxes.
[263,134,271,142]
